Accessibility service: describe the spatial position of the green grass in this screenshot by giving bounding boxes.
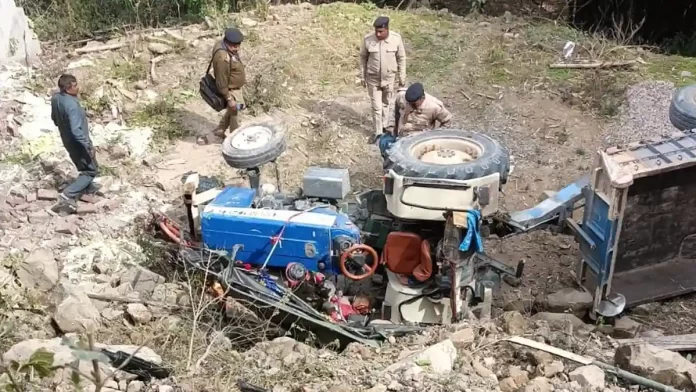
[645,55,696,87]
[110,59,148,82]
[129,99,190,143]
[307,3,463,89]
[1,151,35,165]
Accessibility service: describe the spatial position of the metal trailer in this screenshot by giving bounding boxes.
[566,130,696,316]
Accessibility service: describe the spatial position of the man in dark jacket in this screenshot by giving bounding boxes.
[50,74,99,212]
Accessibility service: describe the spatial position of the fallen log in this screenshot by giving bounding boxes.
[75,43,126,54]
[549,60,638,69]
[617,333,696,352]
[144,35,177,47]
[163,29,186,42]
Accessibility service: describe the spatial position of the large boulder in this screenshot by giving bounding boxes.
[16,249,60,291]
[0,0,41,64]
[615,343,696,390]
[52,284,101,333]
[542,288,593,316]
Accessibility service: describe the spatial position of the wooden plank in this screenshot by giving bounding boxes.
[506,336,593,365]
[616,334,696,352]
[193,188,222,206]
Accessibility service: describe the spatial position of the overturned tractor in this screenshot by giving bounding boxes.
[153,122,696,347]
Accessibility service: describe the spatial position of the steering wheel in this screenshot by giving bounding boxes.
[339,244,379,281]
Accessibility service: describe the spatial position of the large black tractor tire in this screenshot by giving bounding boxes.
[386,129,510,183]
[669,84,696,131]
[222,123,287,168]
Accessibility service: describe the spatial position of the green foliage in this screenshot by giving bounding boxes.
[0,151,35,165]
[17,0,232,41]
[60,336,111,364]
[110,59,148,82]
[469,0,487,13]
[2,348,57,390]
[130,99,191,142]
[314,3,461,88]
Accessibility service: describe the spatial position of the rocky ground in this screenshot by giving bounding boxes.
[2,2,696,392]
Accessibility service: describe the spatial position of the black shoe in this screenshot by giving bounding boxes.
[85,183,104,196]
[51,194,77,214]
[368,134,381,144]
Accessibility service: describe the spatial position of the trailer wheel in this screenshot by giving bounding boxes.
[222,123,287,168]
[386,129,510,183]
[669,84,696,131]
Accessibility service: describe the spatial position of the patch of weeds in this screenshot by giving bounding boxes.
[645,53,696,87]
[83,95,110,115]
[245,28,261,45]
[1,151,35,165]
[244,59,292,115]
[25,75,51,95]
[98,165,119,177]
[237,0,270,20]
[523,22,582,49]
[485,43,507,64]
[485,67,511,84]
[482,40,514,84]
[554,69,627,117]
[581,70,626,117]
[547,68,574,82]
[110,59,147,82]
[129,99,190,142]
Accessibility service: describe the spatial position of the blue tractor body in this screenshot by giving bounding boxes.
[200,186,361,274]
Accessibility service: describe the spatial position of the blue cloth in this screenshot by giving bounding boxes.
[257,270,284,296]
[459,210,484,253]
[378,133,396,158]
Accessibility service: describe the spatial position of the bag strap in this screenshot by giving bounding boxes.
[205,47,227,76]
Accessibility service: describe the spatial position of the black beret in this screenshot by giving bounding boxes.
[405,83,425,103]
[224,28,244,44]
[373,16,389,28]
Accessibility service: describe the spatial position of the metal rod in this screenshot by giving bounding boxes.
[273,160,282,193]
[247,167,261,197]
[183,196,197,241]
[593,361,684,392]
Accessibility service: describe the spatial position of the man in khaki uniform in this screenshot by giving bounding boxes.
[378,83,452,159]
[392,82,452,138]
[359,16,406,144]
[209,28,247,142]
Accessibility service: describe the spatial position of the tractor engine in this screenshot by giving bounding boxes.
[199,168,361,275]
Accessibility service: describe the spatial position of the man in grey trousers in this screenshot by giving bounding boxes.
[50,74,99,212]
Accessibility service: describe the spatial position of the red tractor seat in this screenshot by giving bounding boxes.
[381,232,433,283]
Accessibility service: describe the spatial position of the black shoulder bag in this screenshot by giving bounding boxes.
[199,49,227,112]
